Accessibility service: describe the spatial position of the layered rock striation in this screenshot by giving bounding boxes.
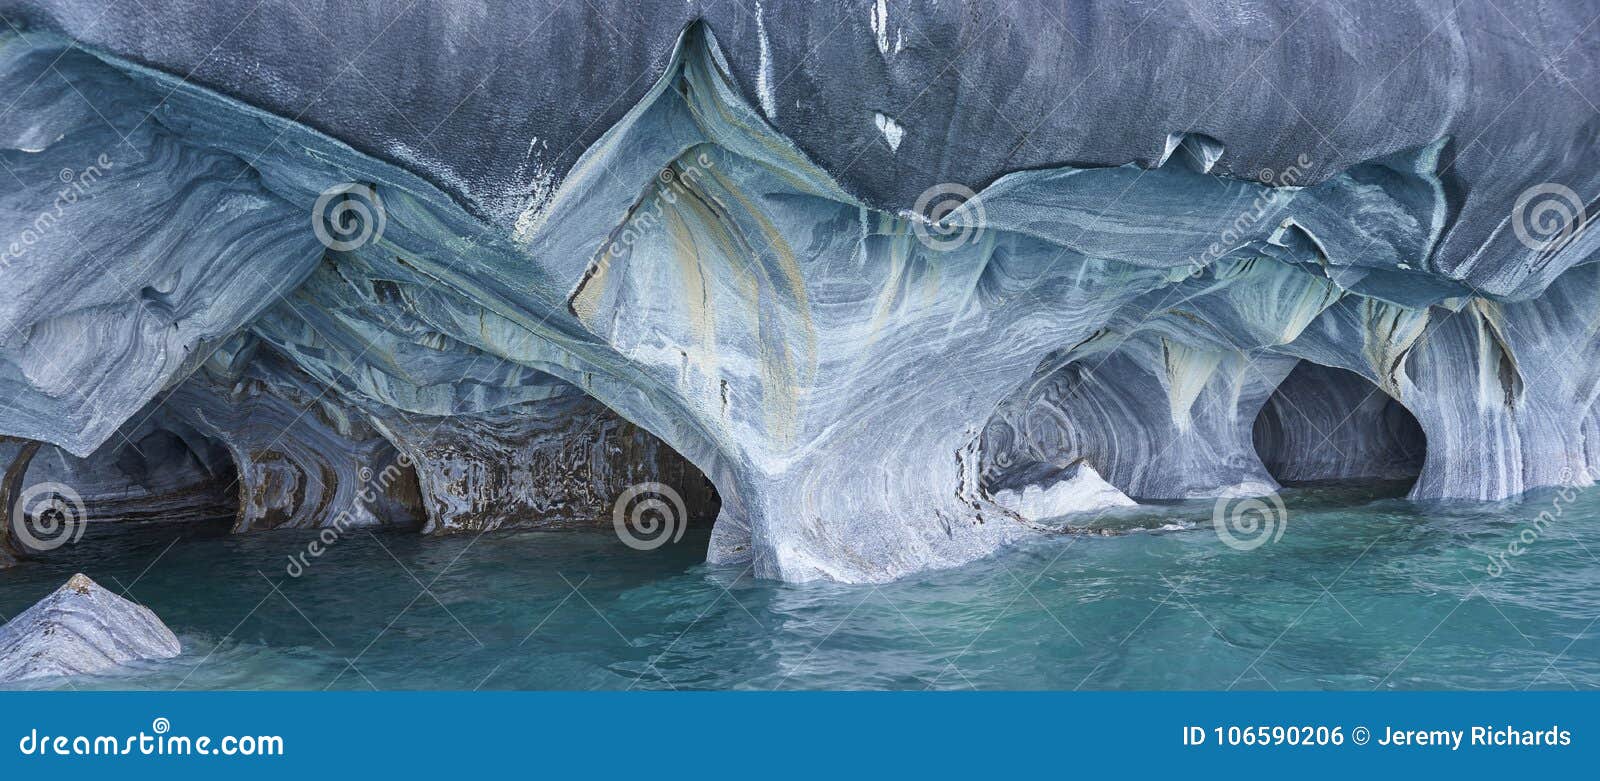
[0,2,1596,581]
[0,573,181,683]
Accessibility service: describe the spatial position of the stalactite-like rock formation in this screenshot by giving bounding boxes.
[983,339,1296,500]
[0,2,1597,581]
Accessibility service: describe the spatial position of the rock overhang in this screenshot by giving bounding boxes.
[0,8,1595,582]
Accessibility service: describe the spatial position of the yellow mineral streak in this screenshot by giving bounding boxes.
[663,194,716,369]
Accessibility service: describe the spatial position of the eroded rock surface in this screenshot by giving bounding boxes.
[988,461,1135,524]
[1253,362,1426,484]
[0,574,181,683]
[0,4,1596,582]
[378,395,718,535]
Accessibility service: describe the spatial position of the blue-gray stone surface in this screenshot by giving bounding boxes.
[0,1,1596,582]
[0,573,181,683]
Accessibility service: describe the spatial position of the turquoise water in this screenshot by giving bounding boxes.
[2,483,1597,690]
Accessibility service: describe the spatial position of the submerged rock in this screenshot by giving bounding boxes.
[989,462,1135,524]
[0,574,181,683]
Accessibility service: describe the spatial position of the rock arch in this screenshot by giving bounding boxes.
[1251,362,1425,488]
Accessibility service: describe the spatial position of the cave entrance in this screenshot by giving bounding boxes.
[581,404,722,555]
[32,425,241,525]
[1,425,240,559]
[1251,362,1425,494]
[384,387,722,553]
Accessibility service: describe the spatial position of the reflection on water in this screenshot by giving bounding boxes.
[1,483,1596,690]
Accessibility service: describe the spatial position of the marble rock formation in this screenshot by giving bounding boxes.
[986,461,1135,525]
[0,573,181,683]
[0,2,1596,582]
[1253,362,1426,484]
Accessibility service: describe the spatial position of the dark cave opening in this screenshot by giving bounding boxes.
[1,425,240,560]
[381,388,722,549]
[600,414,721,553]
[30,427,239,527]
[1251,362,1426,493]
[373,450,427,533]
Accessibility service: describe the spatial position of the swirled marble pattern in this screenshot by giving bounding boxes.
[0,4,1596,582]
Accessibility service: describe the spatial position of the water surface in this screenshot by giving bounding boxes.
[2,483,1596,690]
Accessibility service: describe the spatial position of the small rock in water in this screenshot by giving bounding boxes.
[989,461,1137,522]
[0,573,181,684]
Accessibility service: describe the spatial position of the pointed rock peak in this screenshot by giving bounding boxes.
[0,573,182,684]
